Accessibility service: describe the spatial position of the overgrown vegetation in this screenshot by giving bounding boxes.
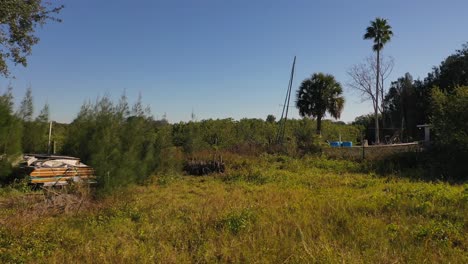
[1,155,466,263]
[61,95,170,193]
[0,87,22,182]
[1,43,466,187]
[356,42,468,144]
[430,86,468,180]
[0,86,362,189]
[0,5,466,262]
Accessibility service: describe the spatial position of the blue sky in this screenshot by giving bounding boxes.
[1,0,467,123]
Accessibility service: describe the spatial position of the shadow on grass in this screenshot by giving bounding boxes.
[361,151,467,184]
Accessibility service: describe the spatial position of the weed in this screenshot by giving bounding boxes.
[216,208,256,234]
[221,170,269,185]
[0,155,466,263]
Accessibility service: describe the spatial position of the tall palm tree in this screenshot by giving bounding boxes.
[364,17,393,144]
[296,73,345,135]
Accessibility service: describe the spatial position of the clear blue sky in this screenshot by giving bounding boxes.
[1,0,467,123]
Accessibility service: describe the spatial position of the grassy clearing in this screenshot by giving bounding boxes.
[1,155,467,263]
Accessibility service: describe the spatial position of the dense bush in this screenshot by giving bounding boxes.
[172,118,360,155]
[429,86,468,181]
[0,86,363,188]
[0,87,22,184]
[62,95,170,192]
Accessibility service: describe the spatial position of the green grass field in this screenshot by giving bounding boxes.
[1,155,467,263]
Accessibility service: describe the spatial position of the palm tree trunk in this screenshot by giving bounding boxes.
[375,50,380,144]
[381,77,385,143]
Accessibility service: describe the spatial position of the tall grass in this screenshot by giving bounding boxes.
[1,155,466,263]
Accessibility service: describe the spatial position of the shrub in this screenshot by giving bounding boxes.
[430,86,468,181]
[61,95,169,192]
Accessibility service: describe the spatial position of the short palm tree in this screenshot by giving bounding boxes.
[364,17,393,144]
[296,73,345,135]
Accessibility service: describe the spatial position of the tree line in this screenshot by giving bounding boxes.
[1,5,467,186]
[353,42,468,143]
[346,18,467,153]
[264,23,467,181]
[351,40,468,180]
[0,88,361,189]
[0,86,51,178]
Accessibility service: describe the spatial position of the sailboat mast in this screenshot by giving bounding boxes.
[276,56,296,144]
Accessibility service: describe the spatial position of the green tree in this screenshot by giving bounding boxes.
[430,43,468,93]
[17,87,33,121]
[0,86,22,181]
[36,103,49,123]
[266,114,276,123]
[364,17,393,144]
[352,113,381,143]
[62,94,164,192]
[132,93,145,117]
[35,103,50,153]
[296,73,345,135]
[0,87,22,156]
[430,86,468,180]
[18,87,37,152]
[0,1,63,76]
[384,73,418,141]
[383,42,468,136]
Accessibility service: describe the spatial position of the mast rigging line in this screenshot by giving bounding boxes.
[276,56,296,144]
